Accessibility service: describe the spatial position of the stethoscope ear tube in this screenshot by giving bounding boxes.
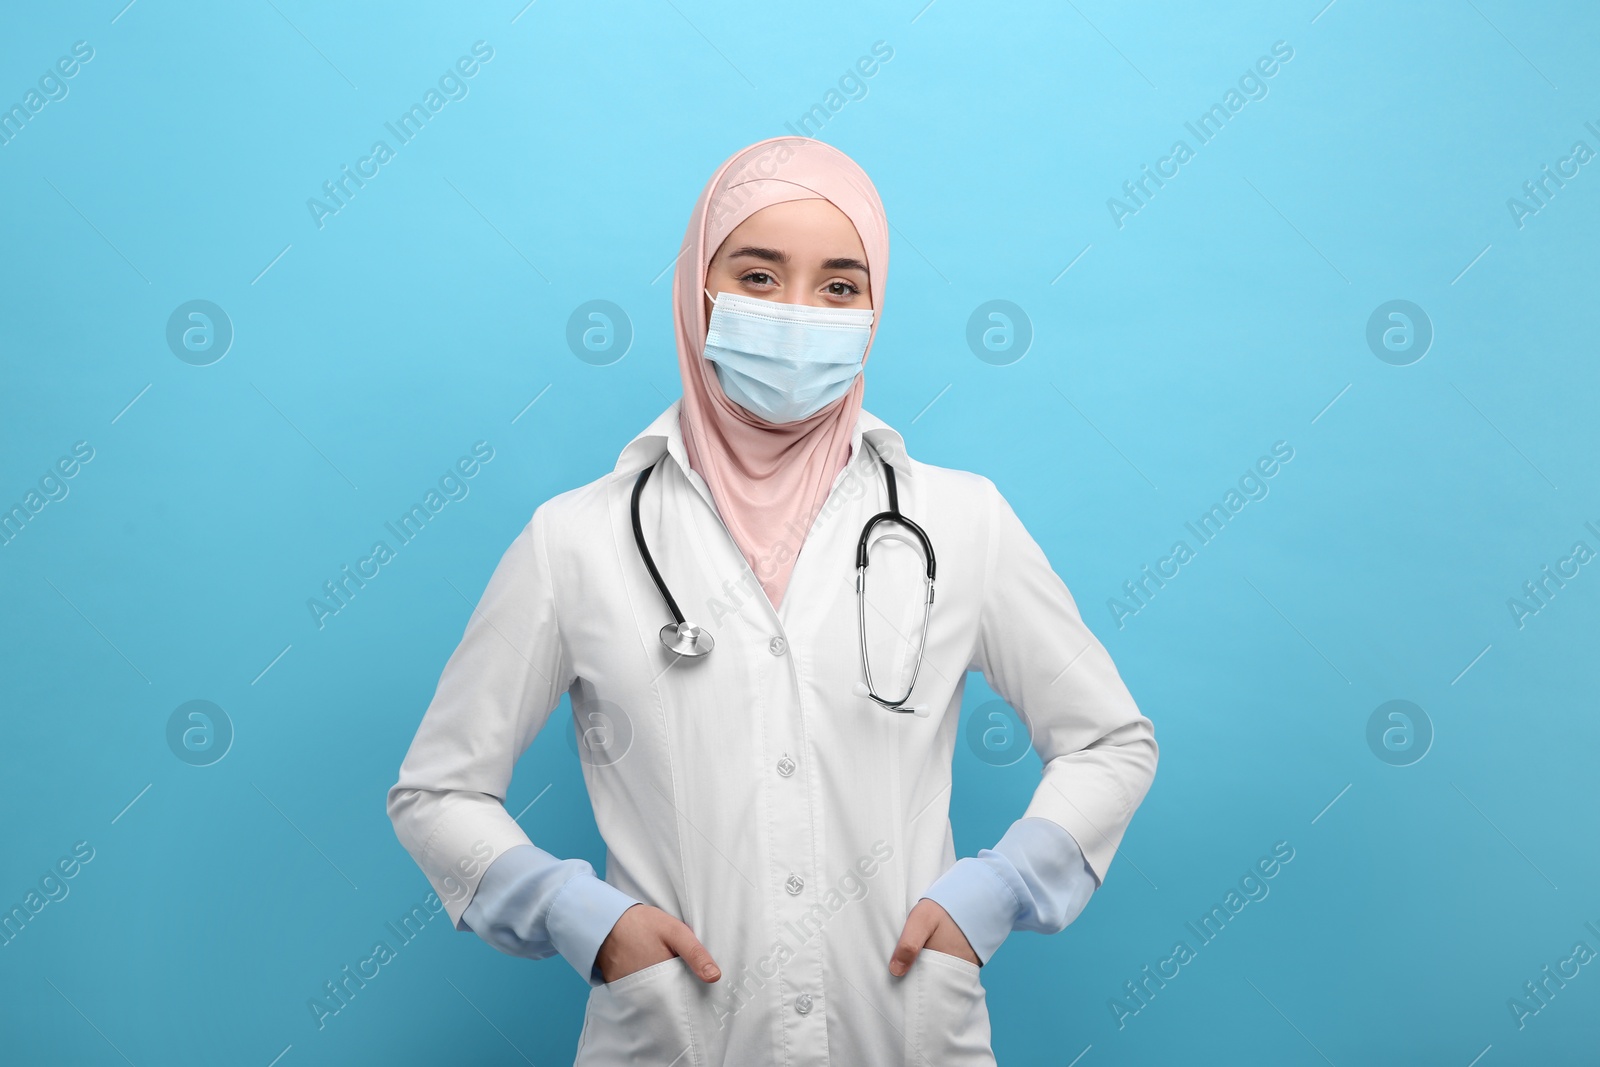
[855,459,937,712]
[856,561,935,713]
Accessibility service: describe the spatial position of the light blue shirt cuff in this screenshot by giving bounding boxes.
[461,843,642,987]
[919,817,1097,965]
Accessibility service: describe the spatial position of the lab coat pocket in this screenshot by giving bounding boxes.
[576,956,701,1066]
[908,949,996,1067]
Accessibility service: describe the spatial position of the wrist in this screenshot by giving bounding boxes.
[919,857,1021,966]
[548,876,643,987]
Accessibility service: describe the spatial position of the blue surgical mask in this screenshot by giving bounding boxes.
[702,289,874,424]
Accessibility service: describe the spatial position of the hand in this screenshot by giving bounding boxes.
[594,903,721,985]
[889,898,980,976]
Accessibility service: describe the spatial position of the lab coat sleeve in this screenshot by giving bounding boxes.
[386,503,621,960]
[918,817,1098,965]
[462,843,641,986]
[967,479,1158,887]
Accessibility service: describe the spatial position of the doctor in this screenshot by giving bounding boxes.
[387,136,1157,1065]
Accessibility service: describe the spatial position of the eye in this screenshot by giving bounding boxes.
[738,270,776,288]
[825,280,863,298]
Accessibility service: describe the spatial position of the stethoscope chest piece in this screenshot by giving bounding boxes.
[660,620,714,657]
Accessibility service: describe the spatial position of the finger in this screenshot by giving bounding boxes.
[889,910,935,977]
[662,921,721,983]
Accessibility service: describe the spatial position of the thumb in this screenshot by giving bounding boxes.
[663,921,721,983]
[889,909,934,977]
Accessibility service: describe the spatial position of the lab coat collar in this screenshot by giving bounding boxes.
[612,399,912,481]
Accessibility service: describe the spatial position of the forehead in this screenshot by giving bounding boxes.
[716,199,866,259]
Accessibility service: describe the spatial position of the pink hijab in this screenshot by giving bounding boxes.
[672,137,889,610]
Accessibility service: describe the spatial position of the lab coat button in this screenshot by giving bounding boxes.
[785,874,804,895]
[776,755,796,777]
[769,636,787,656]
[795,993,813,1015]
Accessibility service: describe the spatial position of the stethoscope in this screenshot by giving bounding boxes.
[629,451,936,713]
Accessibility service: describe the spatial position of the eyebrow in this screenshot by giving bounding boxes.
[726,246,869,274]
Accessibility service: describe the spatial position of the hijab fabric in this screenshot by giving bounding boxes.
[673,137,890,610]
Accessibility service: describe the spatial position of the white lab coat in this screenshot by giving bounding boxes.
[388,401,1157,1065]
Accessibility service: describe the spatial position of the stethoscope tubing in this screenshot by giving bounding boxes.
[630,459,688,628]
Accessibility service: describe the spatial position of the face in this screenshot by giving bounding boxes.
[704,199,872,321]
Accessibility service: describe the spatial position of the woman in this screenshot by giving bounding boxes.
[388,136,1158,1065]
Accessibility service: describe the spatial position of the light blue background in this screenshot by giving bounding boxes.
[3,1,1597,1063]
